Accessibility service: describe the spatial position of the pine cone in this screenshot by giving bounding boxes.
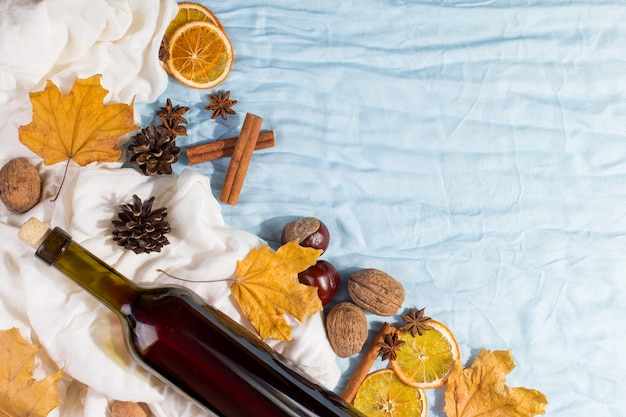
[128,125,180,176]
[112,195,171,254]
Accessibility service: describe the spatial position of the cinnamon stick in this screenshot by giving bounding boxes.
[186,130,275,165]
[340,322,395,404]
[220,113,263,205]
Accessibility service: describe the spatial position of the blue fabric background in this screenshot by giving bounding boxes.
[137,1,626,415]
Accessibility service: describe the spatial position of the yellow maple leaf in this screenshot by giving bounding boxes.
[18,74,137,166]
[0,328,63,417]
[231,240,324,341]
[444,350,548,417]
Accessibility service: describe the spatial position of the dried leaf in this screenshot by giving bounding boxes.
[0,328,63,417]
[444,350,548,417]
[19,74,137,166]
[231,240,323,341]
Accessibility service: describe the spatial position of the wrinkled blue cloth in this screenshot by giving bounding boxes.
[138,1,626,415]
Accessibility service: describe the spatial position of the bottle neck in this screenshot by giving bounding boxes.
[36,227,140,313]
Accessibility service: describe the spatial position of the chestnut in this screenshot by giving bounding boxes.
[298,260,340,306]
[281,217,330,253]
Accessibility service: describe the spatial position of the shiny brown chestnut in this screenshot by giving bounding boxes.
[298,260,340,306]
[281,217,330,253]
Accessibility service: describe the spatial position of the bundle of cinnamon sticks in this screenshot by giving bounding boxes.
[186,113,275,205]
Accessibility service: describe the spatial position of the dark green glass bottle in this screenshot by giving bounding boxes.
[19,219,365,417]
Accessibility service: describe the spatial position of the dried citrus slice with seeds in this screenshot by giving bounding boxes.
[354,369,427,417]
[164,1,223,41]
[167,21,233,89]
[160,2,229,82]
[391,319,460,389]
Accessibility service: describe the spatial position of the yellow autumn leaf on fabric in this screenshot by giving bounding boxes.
[18,74,137,166]
[444,350,547,417]
[0,328,63,417]
[231,240,323,341]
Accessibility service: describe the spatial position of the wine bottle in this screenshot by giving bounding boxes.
[18,218,365,417]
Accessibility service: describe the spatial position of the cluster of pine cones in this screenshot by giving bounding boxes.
[115,100,189,253]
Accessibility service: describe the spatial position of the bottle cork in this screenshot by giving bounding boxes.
[18,217,51,249]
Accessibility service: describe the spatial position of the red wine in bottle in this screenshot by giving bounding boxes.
[19,219,365,417]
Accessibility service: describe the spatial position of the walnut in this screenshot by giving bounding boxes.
[347,269,405,316]
[0,158,41,213]
[111,401,151,417]
[325,301,368,358]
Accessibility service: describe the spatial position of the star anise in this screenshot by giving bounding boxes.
[377,330,405,361]
[204,90,237,120]
[400,307,432,337]
[158,117,188,137]
[156,98,189,136]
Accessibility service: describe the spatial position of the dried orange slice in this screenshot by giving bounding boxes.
[167,21,233,89]
[390,319,460,389]
[164,1,223,41]
[354,369,427,417]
